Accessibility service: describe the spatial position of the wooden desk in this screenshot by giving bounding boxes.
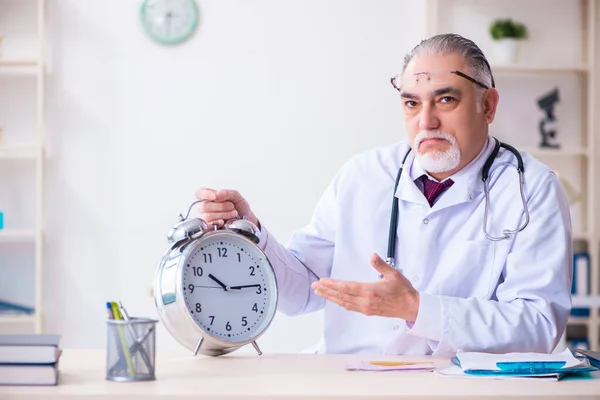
[1,349,599,399]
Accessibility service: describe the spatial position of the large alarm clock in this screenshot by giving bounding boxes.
[154,201,278,356]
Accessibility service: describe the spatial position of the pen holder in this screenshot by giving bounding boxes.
[106,317,157,382]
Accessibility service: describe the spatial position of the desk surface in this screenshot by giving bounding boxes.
[2,349,600,400]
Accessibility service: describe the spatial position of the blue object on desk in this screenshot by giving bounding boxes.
[496,361,566,373]
[0,211,3,230]
[451,356,596,377]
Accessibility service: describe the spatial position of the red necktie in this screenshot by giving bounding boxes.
[421,175,454,207]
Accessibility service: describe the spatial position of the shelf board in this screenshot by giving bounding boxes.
[0,314,35,324]
[573,232,591,241]
[0,229,37,243]
[520,147,589,157]
[491,64,589,74]
[568,315,590,325]
[0,59,40,76]
[0,143,40,160]
[572,295,600,308]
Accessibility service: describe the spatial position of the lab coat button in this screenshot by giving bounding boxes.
[413,276,419,282]
[422,218,429,225]
[393,325,400,331]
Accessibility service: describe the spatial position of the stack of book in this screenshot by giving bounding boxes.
[0,334,61,386]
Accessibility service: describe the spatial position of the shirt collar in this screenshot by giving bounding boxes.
[396,135,495,205]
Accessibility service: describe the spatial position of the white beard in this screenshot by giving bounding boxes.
[413,130,461,173]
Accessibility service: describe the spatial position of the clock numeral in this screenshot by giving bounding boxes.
[188,284,195,293]
[203,253,212,263]
[195,303,202,313]
[237,253,241,262]
[226,321,232,331]
[217,247,228,257]
[252,303,258,312]
[192,266,203,277]
[249,266,255,276]
[241,316,248,326]
[209,316,215,325]
[256,286,262,294]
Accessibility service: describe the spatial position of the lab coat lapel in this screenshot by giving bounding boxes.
[395,152,429,206]
[431,175,483,211]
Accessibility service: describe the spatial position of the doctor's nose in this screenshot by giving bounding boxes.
[418,104,441,131]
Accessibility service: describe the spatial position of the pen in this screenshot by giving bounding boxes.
[106,302,128,375]
[368,361,433,367]
[106,302,115,320]
[110,301,136,378]
[119,301,154,375]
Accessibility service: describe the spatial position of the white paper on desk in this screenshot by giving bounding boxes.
[345,361,435,372]
[456,348,584,371]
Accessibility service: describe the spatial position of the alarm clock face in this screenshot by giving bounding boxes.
[140,0,199,45]
[182,231,277,344]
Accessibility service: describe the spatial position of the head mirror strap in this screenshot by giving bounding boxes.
[482,138,501,182]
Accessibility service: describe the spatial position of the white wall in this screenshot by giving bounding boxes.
[37,0,425,354]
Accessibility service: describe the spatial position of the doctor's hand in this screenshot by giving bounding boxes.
[312,254,420,323]
[195,188,259,228]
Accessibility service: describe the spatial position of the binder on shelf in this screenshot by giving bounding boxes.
[567,338,590,351]
[570,252,591,317]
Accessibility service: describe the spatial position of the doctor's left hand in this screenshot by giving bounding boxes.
[312,254,420,323]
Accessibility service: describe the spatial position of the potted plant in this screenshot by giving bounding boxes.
[489,18,528,64]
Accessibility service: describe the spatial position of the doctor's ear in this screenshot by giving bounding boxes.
[482,88,499,124]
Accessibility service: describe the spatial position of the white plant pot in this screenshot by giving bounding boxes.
[494,38,519,65]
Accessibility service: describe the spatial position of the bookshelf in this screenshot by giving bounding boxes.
[425,0,599,351]
[0,0,46,333]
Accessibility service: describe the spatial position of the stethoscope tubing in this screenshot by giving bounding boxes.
[386,137,529,268]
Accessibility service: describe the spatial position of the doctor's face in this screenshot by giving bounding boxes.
[398,53,499,178]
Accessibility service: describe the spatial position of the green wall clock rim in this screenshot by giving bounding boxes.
[140,0,199,46]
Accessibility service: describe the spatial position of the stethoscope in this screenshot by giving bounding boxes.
[385,137,531,269]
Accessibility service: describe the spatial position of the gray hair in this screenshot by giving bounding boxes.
[402,33,495,90]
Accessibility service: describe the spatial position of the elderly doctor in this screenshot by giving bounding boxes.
[196,33,572,355]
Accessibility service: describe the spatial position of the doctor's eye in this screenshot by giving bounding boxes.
[404,100,419,108]
[439,96,456,104]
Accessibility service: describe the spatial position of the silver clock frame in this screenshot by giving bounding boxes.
[154,225,278,357]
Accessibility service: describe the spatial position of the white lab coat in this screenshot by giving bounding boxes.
[259,137,572,355]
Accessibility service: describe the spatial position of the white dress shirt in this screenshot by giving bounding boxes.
[259,137,572,355]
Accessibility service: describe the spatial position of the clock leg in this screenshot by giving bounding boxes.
[193,337,204,356]
[251,341,262,356]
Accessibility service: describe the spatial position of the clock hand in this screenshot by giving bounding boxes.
[166,11,172,37]
[190,285,223,289]
[229,284,261,290]
[208,274,230,291]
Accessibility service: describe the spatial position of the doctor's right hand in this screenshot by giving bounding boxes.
[195,188,259,229]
